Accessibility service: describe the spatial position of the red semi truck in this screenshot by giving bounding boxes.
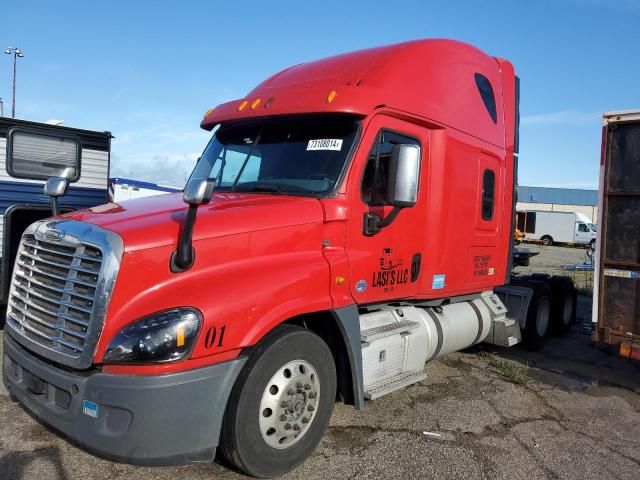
[3,39,576,477]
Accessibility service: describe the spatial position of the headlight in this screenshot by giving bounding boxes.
[103,308,202,363]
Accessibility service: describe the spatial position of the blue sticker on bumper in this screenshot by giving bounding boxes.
[432,274,446,289]
[82,400,99,418]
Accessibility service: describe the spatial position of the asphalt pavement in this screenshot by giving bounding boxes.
[1,246,639,480]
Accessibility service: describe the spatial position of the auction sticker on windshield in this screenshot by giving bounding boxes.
[307,139,343,151]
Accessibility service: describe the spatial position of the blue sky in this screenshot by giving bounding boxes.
[2,0,639,188]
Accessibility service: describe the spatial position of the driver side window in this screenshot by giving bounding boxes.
[577,223,589,232]
[361,130,420,205]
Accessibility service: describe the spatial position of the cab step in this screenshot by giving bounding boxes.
[360,320,420,343]
[364,371,428,400]
[485,317,522,347]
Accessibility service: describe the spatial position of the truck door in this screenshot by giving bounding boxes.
[346,115,427,304]
[575,222,591,244]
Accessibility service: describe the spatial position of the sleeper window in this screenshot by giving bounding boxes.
[474,73,498,124]
[362,131,420,205]
[481,169,495,220]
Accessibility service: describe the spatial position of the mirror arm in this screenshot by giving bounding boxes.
[50,196,60,216]
[363,206,403,236]
[378,206,403,228]
[172,205,198,271]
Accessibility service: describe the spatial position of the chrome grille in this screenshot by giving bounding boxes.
[8,234,102,357]
[6,220,123,369]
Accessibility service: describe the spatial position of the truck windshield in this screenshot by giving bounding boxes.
[588,223,597,232]
[191,115,359,196]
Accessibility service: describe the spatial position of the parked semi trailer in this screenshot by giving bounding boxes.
[0,117,111,308]
[593,110,640,359]
[3,40,576,477]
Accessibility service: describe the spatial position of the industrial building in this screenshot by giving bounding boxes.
[516,186,598,223]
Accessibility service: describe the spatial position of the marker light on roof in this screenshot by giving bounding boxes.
[238,100,249,111]
[326,90,337,103]
[264,97,274,108]
[204,108,214,117]
[251,98,261,109]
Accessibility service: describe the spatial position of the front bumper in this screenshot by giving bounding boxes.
[3,333,246,465]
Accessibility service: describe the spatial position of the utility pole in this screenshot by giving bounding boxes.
[4,47,24,118]
[0,97,4,117]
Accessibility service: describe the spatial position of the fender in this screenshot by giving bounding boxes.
[331,305,365,410]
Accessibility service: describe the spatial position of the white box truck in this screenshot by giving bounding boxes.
[517,210,596,247]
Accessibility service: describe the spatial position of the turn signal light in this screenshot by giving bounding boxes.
[251,98,261,109]
[326,90,337,103]
[238,100,249,111]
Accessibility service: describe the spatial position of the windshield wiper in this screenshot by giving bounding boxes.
[233,182,287,194]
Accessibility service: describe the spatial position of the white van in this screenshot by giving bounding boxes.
[517,210,596,247]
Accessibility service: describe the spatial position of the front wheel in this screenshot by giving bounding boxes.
[541,236,553,247]
[218,325,336,478]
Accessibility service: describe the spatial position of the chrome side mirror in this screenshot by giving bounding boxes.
[363,144,421,236]
[183,177,215,206]
[44,177,70,198]
[172,178,216,272]
[386,144,420,207]
[44,177,70,216]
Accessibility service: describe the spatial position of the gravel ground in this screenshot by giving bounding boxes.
[1,247,638,480]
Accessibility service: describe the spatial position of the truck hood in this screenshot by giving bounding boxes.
[61,192,324,251]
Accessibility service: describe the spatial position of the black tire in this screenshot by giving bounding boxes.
[589,239,596,250]
[549,276,577,336]
[218,325,336,478]
[522,283,552,350]
[541,236,553,247]
[530,273,551,283]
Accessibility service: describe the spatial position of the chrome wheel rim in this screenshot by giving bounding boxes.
[259,359,320,449]
[536,297,551,336]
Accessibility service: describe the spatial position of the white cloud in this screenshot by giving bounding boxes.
[111,152,199,187]
[521,110,601,126]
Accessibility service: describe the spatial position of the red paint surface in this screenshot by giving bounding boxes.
[59,39,517,371]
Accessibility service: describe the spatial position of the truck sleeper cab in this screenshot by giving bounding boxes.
[3,39,576,478]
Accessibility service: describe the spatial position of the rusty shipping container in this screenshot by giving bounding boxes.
[593,110,640,359]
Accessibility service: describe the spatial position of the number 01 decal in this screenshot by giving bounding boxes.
[204,325,226,349]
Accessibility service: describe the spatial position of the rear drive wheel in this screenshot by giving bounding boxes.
[218,325,336,478]
[522,283,552,350]
[549,276,576,336]
[541,236,553,247]
[589,239,596,250]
